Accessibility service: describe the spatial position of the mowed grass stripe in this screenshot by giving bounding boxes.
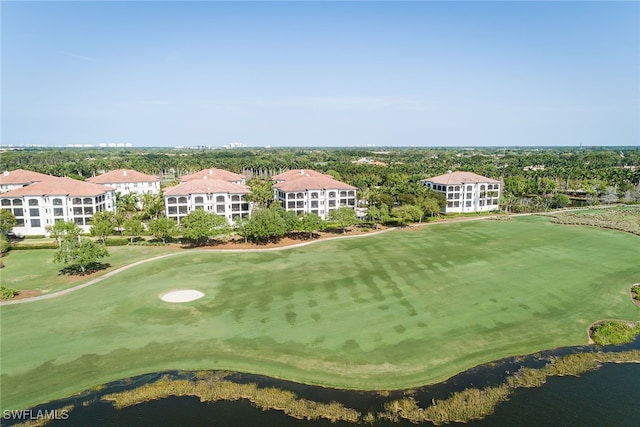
[1,216,638,410]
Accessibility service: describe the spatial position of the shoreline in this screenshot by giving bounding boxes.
[7,341,640,426]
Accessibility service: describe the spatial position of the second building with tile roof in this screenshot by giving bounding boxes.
[272,169,357,220]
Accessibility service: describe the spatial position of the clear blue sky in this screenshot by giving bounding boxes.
[2,1,638,147]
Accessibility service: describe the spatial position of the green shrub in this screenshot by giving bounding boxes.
[104,238,129,247]
[11,242,58,250]
[1,286,18,300]
[24,235,47,239]
[591,321,640,346]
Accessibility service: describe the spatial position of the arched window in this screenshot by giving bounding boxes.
[216,195,225,203]
[167,197,177,205]
[178,197,188,204]
[194,196,204,203]
[83,197,92,204]
[329,192,336,198]
[29,199,39,206]
[53,198,63,206]
[13,199,23,206]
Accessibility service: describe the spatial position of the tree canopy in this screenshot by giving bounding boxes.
[53,237,109,274]
[180,209,230,245]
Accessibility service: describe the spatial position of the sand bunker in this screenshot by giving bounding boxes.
[161,290,204,303]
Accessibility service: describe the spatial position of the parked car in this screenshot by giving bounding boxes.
[4,231,24,240]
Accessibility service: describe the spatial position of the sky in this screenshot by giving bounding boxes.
[1,1,638,148]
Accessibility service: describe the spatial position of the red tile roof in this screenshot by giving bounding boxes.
[0,169,57,186]
[180,168,244,182]
[273,174,356,192]
[87,169,159,184]
[423,171,500,185]
[271,169,333,182]
[163,179,249,196]
[0,177,115,197]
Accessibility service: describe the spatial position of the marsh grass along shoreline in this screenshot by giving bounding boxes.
[13,348,638,426]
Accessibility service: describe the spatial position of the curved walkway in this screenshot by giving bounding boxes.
[0,227,399,306]
[0,207,623,306]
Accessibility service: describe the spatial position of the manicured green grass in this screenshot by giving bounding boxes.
[1,216,638,411]
[0,245,181,293]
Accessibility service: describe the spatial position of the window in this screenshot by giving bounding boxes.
[29,199,39,206]
[216,205,225,214]
[328,200,336,207]
[480,185,486,191]
[296,193,304,199]
[73,198,82,205]
[73,207,83,215]
[167,197,176,205]
[178,206,188,214]
[348,191,355,197]
[329,192,336,198]
[311,192,318,199]
[54,208,64,217]
[466,193,472,199]
[287,201,295,209]
[13,199,22,206]
[1,200,10,206]
[311,201,318,208]
[178,197,187,204]
[74,218,84,225]
[84,207,93,215]
[53,198,63,206]
[447,201,453,208]
[83,198,92,204]
[195,196,204,203]
[31,219,41,227]
[13,208,23,217]
[466,185,472,191]
[466,201,472,207]
[448,186,453,191]
[455,186,460,192]
[231,195,240,202]
[168,206,177,215]
[216,196,225,203]
[29,208,39,217]
[340,191,347,197]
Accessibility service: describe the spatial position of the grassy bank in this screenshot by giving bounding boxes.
[2,216,639,411]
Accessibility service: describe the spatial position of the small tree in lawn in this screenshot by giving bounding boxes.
[123,218,144,243]
[245,208,287,243]
[328,207,359,234]
[233,216,251,243]
[0,209,17,235]
[49,220,82,247]
[391,205,423,225]
[54,237,109,275]
[148,216,178,244]
[90,211,115,243]
[275,207,300,234]
[299,212,325,238]
[181,209,229,245]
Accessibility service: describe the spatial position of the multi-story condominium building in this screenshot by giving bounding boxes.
[179,168,245,184]
[0,169,57,193]
[87,169,160,198]
[0,177,116,235]
[272,169,357,220]
[422,171,501,214]
[163,179,251,224]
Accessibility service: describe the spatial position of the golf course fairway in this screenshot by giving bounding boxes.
[1,216,639,411]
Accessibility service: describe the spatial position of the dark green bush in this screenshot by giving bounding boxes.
[104,238,129,246]
[11,242,58,250]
